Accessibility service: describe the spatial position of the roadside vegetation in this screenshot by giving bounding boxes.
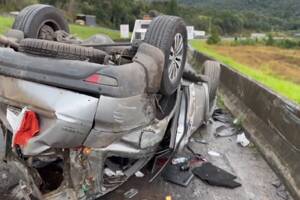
[191,40,300,104]
[0,15,121,40]
[0,15,13,35]
[232,35,300,49]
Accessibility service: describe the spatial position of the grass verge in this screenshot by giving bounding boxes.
[0,15,121,40]
[0,16,13,35]
[190,40,300,104]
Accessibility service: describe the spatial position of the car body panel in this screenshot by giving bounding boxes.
[0,43,164,97]
[0,35,213,199]
[0,75,99,155]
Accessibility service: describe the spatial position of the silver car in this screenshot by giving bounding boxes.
[0,5,220,200]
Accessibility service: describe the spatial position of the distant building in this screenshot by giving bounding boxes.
[194,30,206,38]
[251,33,266,39]
[294,33,300,37]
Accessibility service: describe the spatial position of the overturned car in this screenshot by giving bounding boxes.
[0,4,221,200]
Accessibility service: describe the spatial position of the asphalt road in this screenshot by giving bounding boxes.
[102,115,292,200]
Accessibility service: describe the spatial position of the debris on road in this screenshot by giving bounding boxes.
[134,171,144,178]
[233,118,241,126]
[192,162,241,189]
[212,108,233,123]
[272,179,290,200]
[162,164,194,187]
[171,157,189,165]
[236,133,250,147]
[191,138,209,144]
[124,188,138,199]
[215,125,237,137]
[208,150,221,157]
[104,168,116,177]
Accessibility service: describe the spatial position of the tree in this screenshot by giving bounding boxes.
[207,29,221,45]
[213,12,243,35]
[167,0,178,15]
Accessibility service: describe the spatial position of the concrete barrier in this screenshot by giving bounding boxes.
[188,48,300,200]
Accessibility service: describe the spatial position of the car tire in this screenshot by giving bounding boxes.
[203,61,221,109]
[12,4,69,40]
[19,39,108,64]
[144,16,187,96]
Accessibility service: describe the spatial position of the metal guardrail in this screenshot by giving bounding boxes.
[188,48,300,200]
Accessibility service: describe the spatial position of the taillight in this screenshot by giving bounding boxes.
[84,74,101,84]
[13,110,40,147]
[84,73,118,86]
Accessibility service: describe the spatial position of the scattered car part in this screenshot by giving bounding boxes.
[134,171,145,178]
[171,157,188,165]
[212,108,233,123]
[12,4,69,39]
[191,138,209,144]
[124,188,138,199]
[162,163,194,187]
[144,16,188,95]
[19,38,108,64]
[215,125,237,137]
[236,132,250,147]
[208,150,221,157]
[192,162,241,189]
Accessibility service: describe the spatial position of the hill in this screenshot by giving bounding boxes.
[175,0,300,34]
[179,0,300,20]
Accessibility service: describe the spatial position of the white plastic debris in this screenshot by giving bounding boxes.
[233,118,240,125]
[171,157,188,165]
[115,170,125,176]
[208,150,221,157]
[237,133,250,147]
[104,168,115,177]
[124,188,138,199]
[134,171,144,178]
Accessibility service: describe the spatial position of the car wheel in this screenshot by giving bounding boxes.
[12,4,69,40]
[203,60,221,109]
[144,16,187,96]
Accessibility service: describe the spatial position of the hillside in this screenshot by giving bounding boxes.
[179,0,300,19]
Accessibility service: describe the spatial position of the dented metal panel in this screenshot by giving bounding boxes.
[0,75,99,155]
[84,94,156,148]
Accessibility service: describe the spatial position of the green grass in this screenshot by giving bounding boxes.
[190,40,300,104]
[0,15,121,40]
[0,16,13,35]
[69,24,121,40]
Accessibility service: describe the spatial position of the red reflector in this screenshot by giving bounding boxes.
[84,74,101,84]
[14,111,40,147]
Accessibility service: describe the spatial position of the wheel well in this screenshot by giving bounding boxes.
[40,20,60,32]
